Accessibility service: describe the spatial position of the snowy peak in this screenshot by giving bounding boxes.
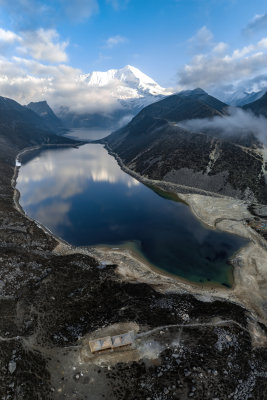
[79,65,171,98]
[216,88,267,106]
[117,65,163,94]
[59,65,173,130]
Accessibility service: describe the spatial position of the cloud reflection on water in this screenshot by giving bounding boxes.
[16,142,247,285]
[35,201,71,230]
[17,144,139,208]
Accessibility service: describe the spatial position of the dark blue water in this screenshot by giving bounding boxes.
[17,141,247,287]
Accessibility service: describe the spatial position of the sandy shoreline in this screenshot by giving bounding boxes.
[12,142,267,332]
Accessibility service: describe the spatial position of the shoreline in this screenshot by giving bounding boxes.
[101,142,267,322]
[102,142,227,199]
[12,142,267,326]
[13,142,234,290]
[92,240,234,290]
[12,144,83,247]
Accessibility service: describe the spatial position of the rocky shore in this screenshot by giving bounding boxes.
[99,144,267,327]
[0,140,266,399]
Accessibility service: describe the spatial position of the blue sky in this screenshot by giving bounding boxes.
[0,0,267,109]
[65,0,267,86]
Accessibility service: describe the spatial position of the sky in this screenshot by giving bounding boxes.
[1,0,267,111]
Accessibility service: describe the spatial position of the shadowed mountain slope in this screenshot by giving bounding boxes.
[243,91,267,117]
[27,100,64,133]
[105,90,266,202]
[129,89,228,123]
[0,96,75,166]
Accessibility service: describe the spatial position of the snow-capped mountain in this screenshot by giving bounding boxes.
[217,89,266,107]
[79,65,171,98]
[59,65,172,129]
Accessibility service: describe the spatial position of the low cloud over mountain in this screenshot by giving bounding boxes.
[179,108,267,146]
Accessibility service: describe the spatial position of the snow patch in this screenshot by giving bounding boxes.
[79,65,172,102]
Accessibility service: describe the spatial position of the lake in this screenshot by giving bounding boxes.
[16,132,247,287]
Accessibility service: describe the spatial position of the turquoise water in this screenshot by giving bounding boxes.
[17,140,247,287]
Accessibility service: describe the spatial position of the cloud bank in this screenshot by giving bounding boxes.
[176,21,267,100]
[0,24,128,114]
[0,28,21,43]
[0,0,99,28]
[0,56,127,114]
[179,108,267,146]
[18,29,69,63]
[178,33,267,91]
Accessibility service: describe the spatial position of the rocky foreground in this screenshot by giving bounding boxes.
[0,133,266,400]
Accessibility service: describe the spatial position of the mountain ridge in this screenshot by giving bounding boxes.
[105,89,266,202]
[78,65,171,97]
[0,96,74,165]
[214,88,266,107]
[27,100,64,133]
[243,91,267,117]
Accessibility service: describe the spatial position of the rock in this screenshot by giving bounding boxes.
[8,360,16,374]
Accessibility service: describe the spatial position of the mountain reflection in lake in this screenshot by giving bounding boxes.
[17,142,247,287]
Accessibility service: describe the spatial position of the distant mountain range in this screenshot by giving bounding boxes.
[0,73,266,201]
[23,65,267,130]
[55,65,267,129]
[218,89,266,107]
[105,89,266,202]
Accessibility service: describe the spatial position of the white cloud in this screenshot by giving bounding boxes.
[258,37,267,48]
[105,35,127,48]
[244,13,267,34]
[178,35,267,91]
[188,26,214,52]
[0,0,98,28]
[17,28,68,63]
[0,28,21,43]
[178,108,267,146]
[61,0,99,22]
[35,201,71,230]
[212,42,228,54]
[0,55,126,114]
[17,144,139,211]
[106,0,129,10]
[230,44,256,60]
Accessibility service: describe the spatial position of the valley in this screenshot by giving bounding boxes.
[0,88,266,399]
[1,1,267,398]
[16,141,248,287]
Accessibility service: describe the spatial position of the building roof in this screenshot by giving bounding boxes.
[89,331,135,353]
[89,336,112,353]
